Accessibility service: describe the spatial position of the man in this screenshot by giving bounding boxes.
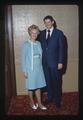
[38,15,64,110]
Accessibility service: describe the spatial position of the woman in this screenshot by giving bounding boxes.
[21,24,47,110]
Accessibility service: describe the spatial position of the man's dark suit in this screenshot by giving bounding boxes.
[39,28,64,108]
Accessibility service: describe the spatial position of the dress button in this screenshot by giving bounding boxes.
[46,48,48,50]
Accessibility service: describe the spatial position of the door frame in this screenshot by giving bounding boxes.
[5,5,16,113]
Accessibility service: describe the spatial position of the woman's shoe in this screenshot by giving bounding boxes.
[40,106,47,110]
[36,103,38,108]
[31,104,38,110]
[36,103,47,110]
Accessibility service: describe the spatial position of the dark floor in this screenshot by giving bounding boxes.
[7,92,79,115]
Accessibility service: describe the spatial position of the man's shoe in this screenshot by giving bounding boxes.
[56,104,61,112]
[56,106,61,113]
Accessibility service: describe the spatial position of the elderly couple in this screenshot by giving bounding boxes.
[21,15,64,111]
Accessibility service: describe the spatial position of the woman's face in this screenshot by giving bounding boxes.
[29,29,38,41]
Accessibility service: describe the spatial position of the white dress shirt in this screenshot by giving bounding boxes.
[46,26,54,39]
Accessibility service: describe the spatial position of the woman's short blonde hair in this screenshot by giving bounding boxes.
[28,24,40,35]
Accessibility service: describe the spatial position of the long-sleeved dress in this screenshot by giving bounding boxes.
[21,39,46,90]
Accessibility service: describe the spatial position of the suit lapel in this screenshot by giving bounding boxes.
[43,30,48,47]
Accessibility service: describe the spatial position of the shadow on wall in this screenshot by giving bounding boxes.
[62,35,68,75]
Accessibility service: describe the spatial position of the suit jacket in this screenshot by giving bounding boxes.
[38,28,64,68]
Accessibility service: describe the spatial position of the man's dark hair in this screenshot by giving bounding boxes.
[43,15,54,22]
[43,15,57,28]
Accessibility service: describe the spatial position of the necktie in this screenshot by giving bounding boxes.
[46,30,50,45]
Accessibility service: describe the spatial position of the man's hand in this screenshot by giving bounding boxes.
[58,63,63,70]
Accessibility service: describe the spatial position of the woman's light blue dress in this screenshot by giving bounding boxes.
[21,39,46,90]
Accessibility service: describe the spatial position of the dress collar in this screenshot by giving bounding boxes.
[28,38,37,45]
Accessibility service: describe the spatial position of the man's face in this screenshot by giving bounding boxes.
[44,19,54,29]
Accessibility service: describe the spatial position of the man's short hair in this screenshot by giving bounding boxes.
[43,15,54,22]
[43,15,57,28]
